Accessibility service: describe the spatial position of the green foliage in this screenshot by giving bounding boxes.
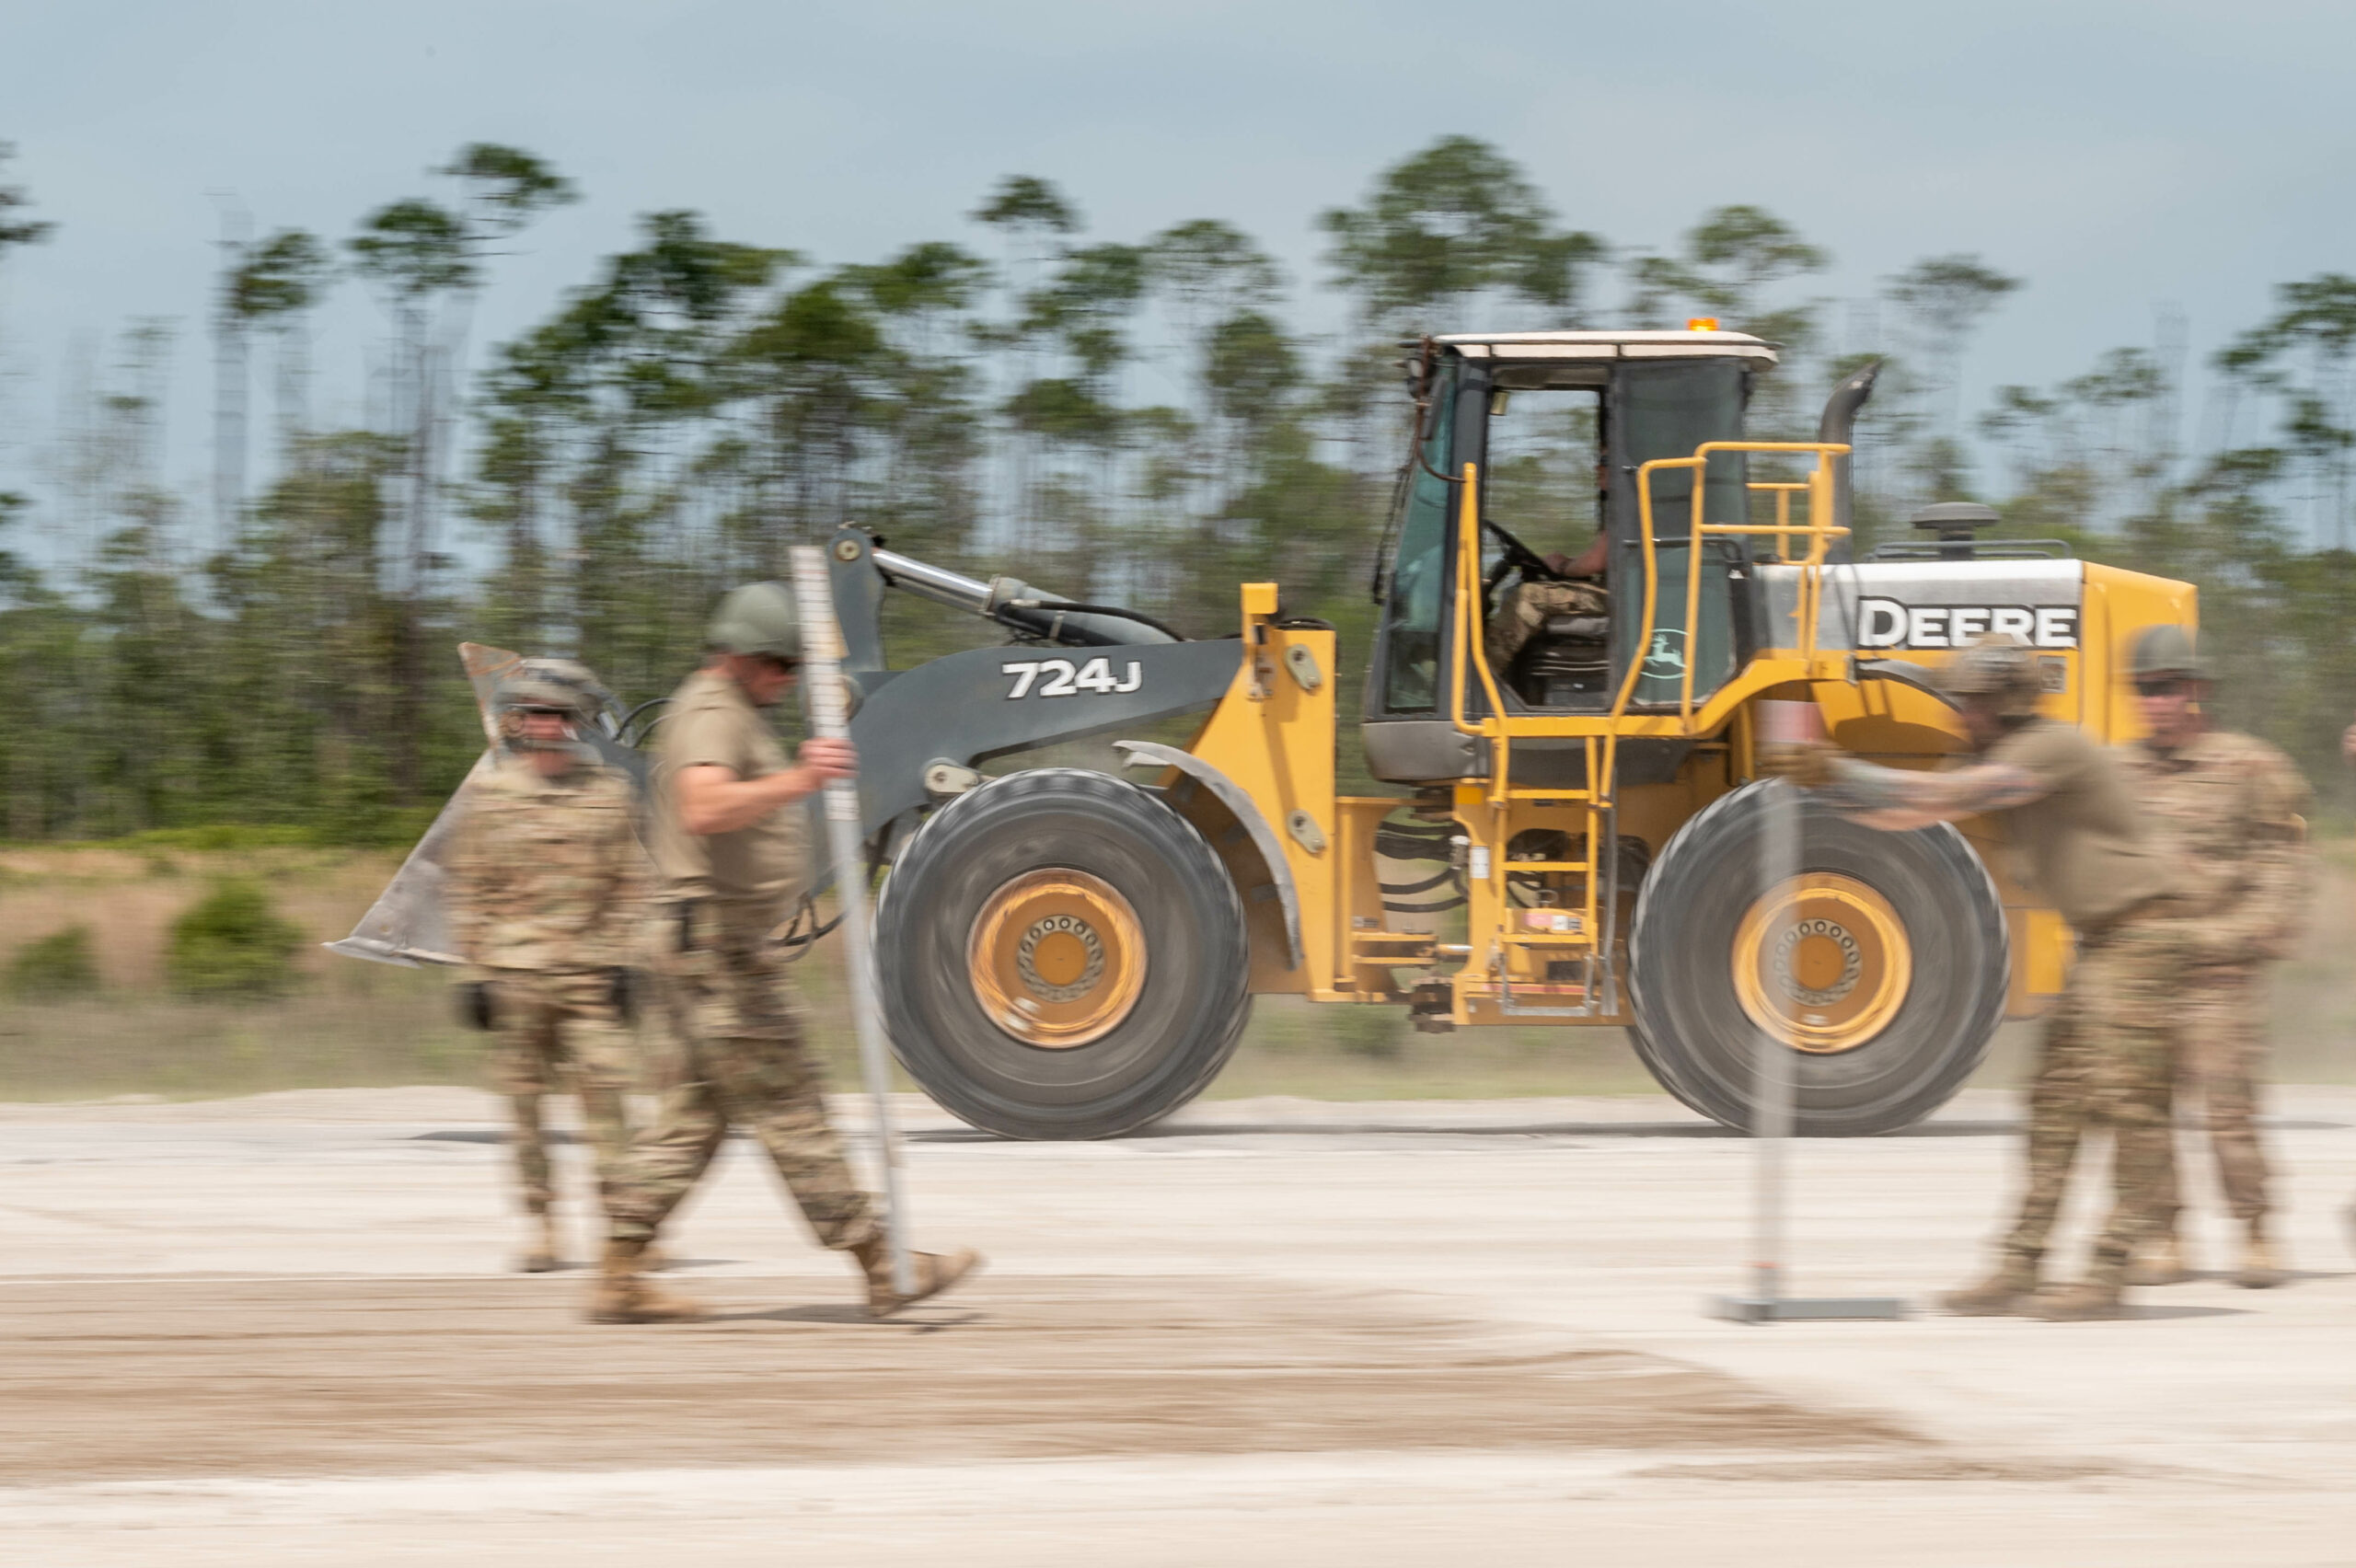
[1888,254,2021,344]
[3,136,2355,852]
[437,143,578,236]
[1328,1004,1407,1061]
[228,230,334,323]
[1320,135,1602,329]
[165,882,306,1000]
[6,925,100,998]
[348,198,474,297]
[1628,203,1831,352]
[971,175,1079,237]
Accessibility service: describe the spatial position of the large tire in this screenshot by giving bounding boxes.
[1627,781,2007,1136]
[874,767,1251,1140]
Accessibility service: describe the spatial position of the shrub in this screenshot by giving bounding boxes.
[1328,1004,1407,1061]
[166,881,306,999]
[6,925,101,998]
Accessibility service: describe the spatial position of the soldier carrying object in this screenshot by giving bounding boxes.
[1766,633,2189,1320]
[2118,627,2311,1290]
[446,662,650,1274]
[589,582,982,1325]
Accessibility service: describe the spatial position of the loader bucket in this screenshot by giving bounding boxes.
[324,642,522,969]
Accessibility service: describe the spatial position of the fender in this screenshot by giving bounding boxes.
[1851,657,1960,709]
[846,640,1243,842]
[1113,740,1301,970]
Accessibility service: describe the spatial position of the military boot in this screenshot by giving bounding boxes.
[2126,1232,2192,1286]
[1937,1258,2038,1316]
[2021,1281,2130,1320]
[852,1235,984,1318]
[517,1209,560,1274]
[585,1237,705,1324]
[2234,1221,2287,1290]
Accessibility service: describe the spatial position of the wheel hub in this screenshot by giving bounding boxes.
[1014,915,1104,1002]
[968,870,1146,1048]
[1731,873,1912,1054]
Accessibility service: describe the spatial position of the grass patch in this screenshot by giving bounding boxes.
[167,881,307,999]
[0,963,485,1101]
[6,924,100,999]
[0,841,2349,1105]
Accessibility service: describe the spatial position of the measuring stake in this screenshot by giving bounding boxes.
[788,547,914,1299]
[1708,702,1906,1324]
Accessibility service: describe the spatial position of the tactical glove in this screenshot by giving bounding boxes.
[457,980,496,1032]
[607,967,640,1027]
[1758,739,1843,790]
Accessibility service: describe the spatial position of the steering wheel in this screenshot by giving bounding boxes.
[1480,519,1557,601]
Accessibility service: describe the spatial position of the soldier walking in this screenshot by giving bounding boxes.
[447,664,649,1274]
[590,582,981,1324]
[1770,634,2189,1320]
[2118,627,2311,1289]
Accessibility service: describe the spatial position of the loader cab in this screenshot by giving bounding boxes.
[1363,330,1778,784]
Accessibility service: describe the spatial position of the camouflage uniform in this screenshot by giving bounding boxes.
[2003,918,2189,1285]
[605,666,878,1254]
[1970,717,2186,1295]
[2119,729,2313,1229]
[1486,578,1608,671]
[446,755,651,1222]
[612,902,875,1251]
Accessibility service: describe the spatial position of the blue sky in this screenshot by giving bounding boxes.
[3,0,2350,522]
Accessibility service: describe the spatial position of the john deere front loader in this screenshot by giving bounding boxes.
[343,326,2200,1142]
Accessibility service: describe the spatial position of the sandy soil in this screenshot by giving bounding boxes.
[0,1275,1908,1483]
[4,1086,2353,1564]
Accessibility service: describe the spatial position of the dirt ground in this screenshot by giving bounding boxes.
[4,1087,2353,1564]
[0,1276,1906,1483]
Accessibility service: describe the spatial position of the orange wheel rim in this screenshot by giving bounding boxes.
[967,869,1147,1048]
[1731,872,1911,1055]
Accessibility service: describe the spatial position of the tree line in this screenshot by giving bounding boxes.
[1,134,2351,843]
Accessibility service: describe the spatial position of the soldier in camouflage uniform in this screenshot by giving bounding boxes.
[1486,577,1609,673]
[1769,634,2190,1320]
[446,664,650,1274]
[590,582,981,1324]
[2118,627,2311,1289]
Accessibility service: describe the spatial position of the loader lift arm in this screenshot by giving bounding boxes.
[821,526,1246,841]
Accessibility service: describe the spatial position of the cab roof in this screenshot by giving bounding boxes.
[1429,329,1778,367]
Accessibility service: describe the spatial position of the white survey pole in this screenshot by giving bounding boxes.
[1751,771,1798,1311]
[788,546,914,1298]
[1709,699,1904,1324]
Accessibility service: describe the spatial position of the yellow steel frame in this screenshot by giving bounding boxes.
[1164,433,2200,1041]
[1434,443,1852,1024]
[1162,437,1859,1027]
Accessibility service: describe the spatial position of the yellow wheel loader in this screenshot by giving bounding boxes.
[339,327,2198,1141]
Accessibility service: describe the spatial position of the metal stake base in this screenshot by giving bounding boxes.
[1706,1295,1909,1324]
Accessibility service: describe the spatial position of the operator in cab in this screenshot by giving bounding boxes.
[1484,457,1612,696]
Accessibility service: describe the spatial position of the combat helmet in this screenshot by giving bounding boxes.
[708,582,801,661]
[2130,624,2208,683]
[495,660,606,749]
[1935,633,2044,719]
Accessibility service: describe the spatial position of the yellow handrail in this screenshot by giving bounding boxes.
[1445,461,1608,990]
[1626,441,1853,723]
[1449,463,1521,798]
